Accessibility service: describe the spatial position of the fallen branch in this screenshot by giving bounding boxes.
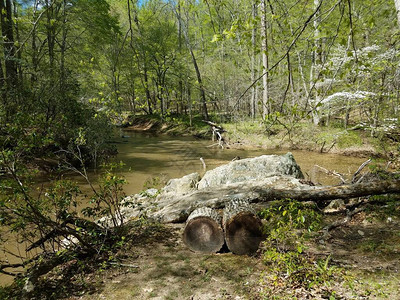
[351,159,371,183]
[151,178,400,223]
[202,120,227,149]
[251,179,400,203]
[202,120,225,132]
[27,217,105,252]
[323,207,365,233]
[108,262,139,268]
[315,165,347,184]
[0,261,30,277]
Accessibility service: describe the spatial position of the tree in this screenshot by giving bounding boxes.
[260,0,269,119]
[0,0,18,117]
[171,0,209,121]
[395,0,400,26]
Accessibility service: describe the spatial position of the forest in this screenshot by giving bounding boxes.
[1,0,400,299]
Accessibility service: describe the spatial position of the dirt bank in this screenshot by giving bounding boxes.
[122,116,395,160]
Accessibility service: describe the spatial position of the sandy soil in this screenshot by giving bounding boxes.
[69,208,400,300]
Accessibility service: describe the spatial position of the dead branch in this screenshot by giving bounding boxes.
[152,178,400,223]
[202,120,225,131]
[351,159,371,183]
[314,164,347,184]
[108,262,139,268]
[323,206,364,233]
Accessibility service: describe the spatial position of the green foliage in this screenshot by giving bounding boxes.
[259,200,341,297]
[259,199,322,234]
[336,131,363,148]
[0,151,135,294]
[81,162,128,229]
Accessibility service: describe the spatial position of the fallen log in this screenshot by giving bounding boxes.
[150,177,400,223]
[182,207,224,253]
[223,200,263,255]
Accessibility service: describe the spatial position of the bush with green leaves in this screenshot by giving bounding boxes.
[0,150,134,294]
[259,199,341,298]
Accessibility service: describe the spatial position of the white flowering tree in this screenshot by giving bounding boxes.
[313,45,400,132]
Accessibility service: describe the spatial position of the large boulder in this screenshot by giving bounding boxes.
[116,153,307,224]
[197,152,303,189]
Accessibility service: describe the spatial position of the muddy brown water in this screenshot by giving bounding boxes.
[0,130,368,286]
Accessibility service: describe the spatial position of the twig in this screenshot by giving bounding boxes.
[351,159,371,183]
[323,206,364,233]
[200,157,206,170]
[320,141,326,153]
[108,262,139,268]
[314,165,347,184]
[206,143,221,148]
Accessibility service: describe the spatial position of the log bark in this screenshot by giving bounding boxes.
[151,178,400,223]
[223,200,263,255]
[182,207,224,253]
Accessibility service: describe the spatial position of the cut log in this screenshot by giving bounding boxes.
[182,207,224,253]
[223,200,263,255]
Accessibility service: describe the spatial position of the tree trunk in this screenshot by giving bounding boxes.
[0,58,5,103]
[143,65,153,114]
[223,200,263,255]
[261,0,269,119]
[310,0,322,125]
[13,0,22,88]
[250,2,257,119]
[0,0,17,89]
[45,0,55,72]
[131,2,152,115]
[173,3,209,121]
[395,0,400,27]
[31,1,39,86]
[60,0,67,97]
[189,47,209,121]
[187,81,192,126]
[182,207,224,253]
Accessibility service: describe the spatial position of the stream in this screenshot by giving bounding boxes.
[111,129,367,193]
[0,130,368,285]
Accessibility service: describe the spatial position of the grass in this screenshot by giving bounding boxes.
[220,118,385,157]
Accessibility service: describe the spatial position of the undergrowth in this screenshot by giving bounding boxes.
[258,199,343,299]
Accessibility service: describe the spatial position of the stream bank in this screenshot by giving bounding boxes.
[122,115,398,160]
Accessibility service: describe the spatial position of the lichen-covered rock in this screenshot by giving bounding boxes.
[160,172,200,196]
[99,189,159,226]
[197,152,303,189]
